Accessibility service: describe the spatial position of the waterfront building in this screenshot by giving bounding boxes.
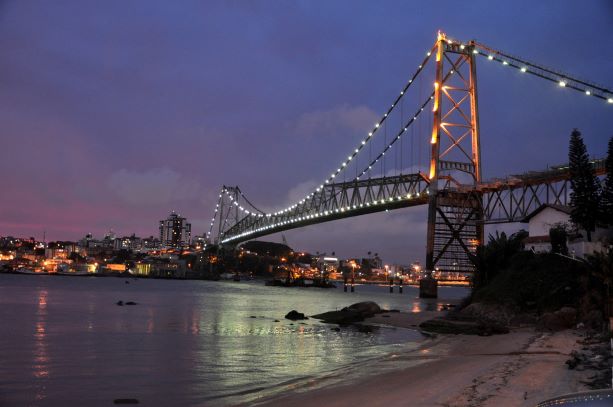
[113,234,144,251]
[159,211,191,248]
[522,204,609,257]
[0,251,15,261]
[150,258,187,278]
[104,263,127,273]
[134,261,152,276]
[192,235,208,250]
[143,236,161,250]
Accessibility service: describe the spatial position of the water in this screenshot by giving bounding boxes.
[0,274,468,406]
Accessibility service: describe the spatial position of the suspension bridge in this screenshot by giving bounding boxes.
[205,31,610,276]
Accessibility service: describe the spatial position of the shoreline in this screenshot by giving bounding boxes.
[255,312,600,407]
[0,269,468,286]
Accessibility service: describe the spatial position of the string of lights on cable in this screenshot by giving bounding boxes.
[242,40,440,219]
[471,41,613,103]
[213,34,613,244]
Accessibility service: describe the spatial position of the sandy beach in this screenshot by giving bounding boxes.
[258,312,599,407]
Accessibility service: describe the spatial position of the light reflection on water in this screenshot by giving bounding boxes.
[0,274,468,406]
[33,289,49,403]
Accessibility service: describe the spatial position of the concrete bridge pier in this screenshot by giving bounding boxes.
[419,276,438,298]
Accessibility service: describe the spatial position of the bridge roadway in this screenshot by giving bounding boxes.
[221,159,605,244]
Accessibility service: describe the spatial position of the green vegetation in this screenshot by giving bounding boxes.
[568,129,600,241]
[473,251,584,313]
[471,230,527,291]
[465,130,612,328]
[587,250,613,319]
[600,136,613,227]
[471,232,610,325]
[549,224,569,255]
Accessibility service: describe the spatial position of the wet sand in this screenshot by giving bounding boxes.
[258,312,594,407]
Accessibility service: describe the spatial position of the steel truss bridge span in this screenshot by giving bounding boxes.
[217,158,604,244]
[207,31,612,275]
[220,173,430,243]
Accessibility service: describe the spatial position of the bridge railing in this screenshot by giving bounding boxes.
[221,173,430,243]
[480,158,604,223]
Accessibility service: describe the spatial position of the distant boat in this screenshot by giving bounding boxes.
[56,270,89,276]
[15,268,38,275]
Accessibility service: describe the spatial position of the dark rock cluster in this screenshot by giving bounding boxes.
[419,302,511,336]
[284,310,308,320]
[311,301,382,325]
[537,307,577,331]
[419,316,509,336]
[565,333,612,389]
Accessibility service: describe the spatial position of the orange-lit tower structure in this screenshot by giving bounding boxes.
[425,32,483,275]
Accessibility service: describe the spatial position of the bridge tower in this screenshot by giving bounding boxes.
[425,32,483,276]
[216,186,241,245]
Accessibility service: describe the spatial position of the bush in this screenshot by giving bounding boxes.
[473,252,586,313]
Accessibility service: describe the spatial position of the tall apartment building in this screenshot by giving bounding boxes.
[159,211,191,248]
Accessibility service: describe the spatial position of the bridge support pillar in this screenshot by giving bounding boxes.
[419,276,438,298]
[426,191,483,288]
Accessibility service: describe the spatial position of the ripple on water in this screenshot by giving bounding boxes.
[0,274,468,406]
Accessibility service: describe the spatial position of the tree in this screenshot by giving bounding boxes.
[549,224,568,255]
[587,250,613,320]
[600,136,613,227]
[568,129,600,241]
[471,230,528,290]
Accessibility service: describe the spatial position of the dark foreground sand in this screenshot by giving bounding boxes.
[258,312,597,407]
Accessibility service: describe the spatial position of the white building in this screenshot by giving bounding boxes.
[159,211,191,248]
[522,204,609,257]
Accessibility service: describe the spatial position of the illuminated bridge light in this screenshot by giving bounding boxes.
[488,55,493,60]
[608,98,613,104]
[559,81,566,87]
[521,67,527,72]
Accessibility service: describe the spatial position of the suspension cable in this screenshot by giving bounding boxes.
[473,41,613,102]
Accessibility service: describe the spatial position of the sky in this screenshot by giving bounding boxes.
[1,0,612,263]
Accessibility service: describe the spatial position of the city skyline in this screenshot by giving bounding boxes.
[1,1,613,263]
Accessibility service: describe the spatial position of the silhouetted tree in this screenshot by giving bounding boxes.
[549,225,568,255]
[587,250,613,320]
[471,230,528,290]
[600,136,613,227]
[568,129,600,241]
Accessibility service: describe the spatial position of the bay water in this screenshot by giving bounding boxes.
[0,274,468,406]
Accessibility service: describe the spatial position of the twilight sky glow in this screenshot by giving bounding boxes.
[1,0,612,263]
